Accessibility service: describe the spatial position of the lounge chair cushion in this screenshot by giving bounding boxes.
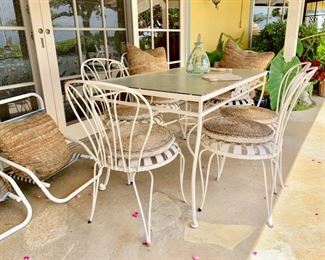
[126,44,168,75]
[219,39,275,70]
[0,112,71,180]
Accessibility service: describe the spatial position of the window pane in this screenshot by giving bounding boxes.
[169,32,180,61]
[0,86,36,122]
[104,0,125,28]
[154,32,167,51]
[139,31,152,50]
[0,31,33,86]
[80,30,104,60]
[270,0,284,6]
[54,31,80,77]
[268,7,283,23]
[76,0,102,28]
[153,0,167,29]
[0,0,23,26]
[255,0,268,6]
[50,0,75,28]
[169,0,180,29]
[107,31,126,60]
[138,0,151,29]
[253,7,268,35]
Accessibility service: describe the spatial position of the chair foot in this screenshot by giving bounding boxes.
[127,182,133,186]
[197,208,202,212]
[88,220,92,224]
[266,222,273,228]
[99,184,107,191]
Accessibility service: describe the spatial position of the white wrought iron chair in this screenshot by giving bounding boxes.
[65,80,186,244]
[0,172,32,241]
[0,93,96,204]
[189,64,316,228]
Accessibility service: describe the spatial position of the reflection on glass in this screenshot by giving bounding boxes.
[80,30,104,60]
[169,32,180,61]
[169,0,180,29]
[268,7,283,23]
[54,31,80,77]
[138,0,151,28]
[76,0,102,28]
[139,32,152,50]
[255,0,268,6]
[0,0,23,26]
[253,7,268,35]
[50,0,75,27]
[282,8,288,21]
[270,0,284,6]
[107,31,126,60]
[0,85,36,122]
[0,31,32,86]
[153,0,167,29]
[154,32,167,50]
[104,0,125,28]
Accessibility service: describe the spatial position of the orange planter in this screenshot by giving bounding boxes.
[320,81,325,97]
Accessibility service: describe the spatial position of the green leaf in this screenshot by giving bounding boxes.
[268,53,300,110]
[296,39,304,57]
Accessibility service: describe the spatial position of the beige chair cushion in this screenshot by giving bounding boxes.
[203,116,274,144]
[108,123,175,158]
[219,40,274,70]
[0,112,71,180]
[145,96,179,105]
[126,44,168,75]
[220,106,278,125]
[109,105,159,121]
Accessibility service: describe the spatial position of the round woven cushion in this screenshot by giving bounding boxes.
[108,123,175,158]
[203,116,274,144]
[110,105,159,121]
[220,106,278,124]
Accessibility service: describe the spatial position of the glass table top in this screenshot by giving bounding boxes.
[106,68,266,97]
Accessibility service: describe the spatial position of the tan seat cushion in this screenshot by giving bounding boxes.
[0,112,71,180]
[219,39,274,70]
[203,116,274,144]
[126,44,168,75]
[109,105,159,121]
[107,123,175,158]
[220,106,278,125]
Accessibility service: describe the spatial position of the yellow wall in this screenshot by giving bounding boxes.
[190,0,252,52]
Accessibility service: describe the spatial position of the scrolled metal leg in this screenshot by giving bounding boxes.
[99,167,111,191]
[178,150,188,204]
[89,164,103,223]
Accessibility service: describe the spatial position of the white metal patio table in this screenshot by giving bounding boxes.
[106,68,267,228]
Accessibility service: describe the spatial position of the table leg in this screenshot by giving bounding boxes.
[190,101,203,228]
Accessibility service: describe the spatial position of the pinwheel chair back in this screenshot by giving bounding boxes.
[65,80,186,244]
[81,58,129,81]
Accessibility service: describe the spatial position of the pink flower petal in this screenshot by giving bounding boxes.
[192,254,199,260]
[252,251,257,255]
[132,211,140,218]
[142,241,150,247]
[23,256,30,260]
[76,194,81,199]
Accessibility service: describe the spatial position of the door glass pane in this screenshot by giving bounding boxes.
[255,0,268,6]
[153,0,167,29]
[104,0,125,28]
[139,31,152,50]
[253,7,268,35]
[154,32,167,50]
[268,7,283,23]
[54,31,80,77]
[138,0,151,29]
[107,31,126,60]
[0,0,23,26]
[169,0,180,29]
[50,0,75,28]
[0,31,33,86]
[169,32,180,61]
[80,30,104,60]
[76,0,102,28]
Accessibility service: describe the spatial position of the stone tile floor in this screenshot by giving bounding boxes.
[0,97,323,260]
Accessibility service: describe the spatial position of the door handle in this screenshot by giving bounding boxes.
[38,28,43,34]
[45,29,50,35]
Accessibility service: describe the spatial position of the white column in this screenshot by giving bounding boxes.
[283,0,304,61]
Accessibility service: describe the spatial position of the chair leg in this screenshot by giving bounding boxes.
[261,160,276,228]
[89,164,103,223]
[198,149,208,205]
[99,167,111,191]
[270,159,278,195]
[278,152,284,187]
[199,152,216,212]
[131,170,154,244]
[0,172,32,241]
[215,155,226,181]
[178,149,187,204]
[127,172,133,185]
